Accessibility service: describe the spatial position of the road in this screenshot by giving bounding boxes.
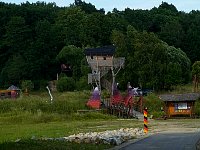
[119,132,200,150]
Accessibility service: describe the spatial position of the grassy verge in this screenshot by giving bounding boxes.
[0,117,142,150]
[0,119,142,143]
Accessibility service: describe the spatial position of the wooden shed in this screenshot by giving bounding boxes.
[0,85,20,99]
[159,93,200,117]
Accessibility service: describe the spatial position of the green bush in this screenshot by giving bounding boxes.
[21,80,34,92]
[76,76,91,91]
[144,93,165,117]
[194,99,200,116]
[151,111,165,119]
[32,80,48,91]
[57,77,76,92]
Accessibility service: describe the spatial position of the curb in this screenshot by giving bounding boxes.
[108,133,154,150]
[196,137,200,150]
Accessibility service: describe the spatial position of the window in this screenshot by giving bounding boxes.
[174,102,189,112]
[103,57,106,60]
[91,56,93,59]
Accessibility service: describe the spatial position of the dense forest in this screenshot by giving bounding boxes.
[0,0,199,91]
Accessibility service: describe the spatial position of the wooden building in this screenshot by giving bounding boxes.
[84,45,125,93]
[159,93,200,117]
[0,85,20,99]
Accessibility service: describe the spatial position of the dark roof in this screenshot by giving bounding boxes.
[159,93,200,102]
[84,45,115,56]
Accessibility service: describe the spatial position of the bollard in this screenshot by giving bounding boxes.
[144,107,148,134]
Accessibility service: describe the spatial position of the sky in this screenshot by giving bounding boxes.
[1,0,200,12]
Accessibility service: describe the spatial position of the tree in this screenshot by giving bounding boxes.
[1,16,31,76]
[80,13,112,47]
[164,62,182,89]
[159,21,184,48]
[112,26,191,90]
[4,16,31,54]
[111,30,127,57]
[165,46,191,84]
[192,61,200,92]
[0,55,26,86]
[57,76,76,92]
[21,80,34,94]
[56,6,85,47]
[56,45,84,80]
[74,0,103,14]
[158,2,178,13]
[131,31,166,89]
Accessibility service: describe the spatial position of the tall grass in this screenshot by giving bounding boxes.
[0,91,140,149]
[0,91,90,114]
[0,91,117,124]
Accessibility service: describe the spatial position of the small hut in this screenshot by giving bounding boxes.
[0,85,20,99]
[7,85,20,98]
[159,93,200,117]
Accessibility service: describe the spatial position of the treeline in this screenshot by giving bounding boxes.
[0,0,199,91]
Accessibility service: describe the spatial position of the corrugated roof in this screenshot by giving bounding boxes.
[84,45,115,56]
[159,93,200,102]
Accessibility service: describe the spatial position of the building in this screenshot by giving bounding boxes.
[159,93,200,117]
[0,85,20,99]
[84,45,125,92]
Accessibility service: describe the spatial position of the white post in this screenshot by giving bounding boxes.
[46,86,53,103]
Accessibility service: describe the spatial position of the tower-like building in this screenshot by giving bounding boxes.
[84,45,125,94]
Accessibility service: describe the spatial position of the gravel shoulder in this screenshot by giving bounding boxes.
[149,118,200,134]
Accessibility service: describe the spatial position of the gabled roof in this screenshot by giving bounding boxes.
[84,45,115,56]
[7,85,20,91]
[159,93,200,102]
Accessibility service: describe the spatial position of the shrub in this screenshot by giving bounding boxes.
[144,93,165,117]
[194,99,200,116]
[21,80,34,92]
[151,111,165,119]
[57,77,76,92]
[33,80,48,91]
[76,76,91,91]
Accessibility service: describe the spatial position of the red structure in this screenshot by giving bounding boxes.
[0,85,20,99]
[86,87,101,109]
[108,83,143,118]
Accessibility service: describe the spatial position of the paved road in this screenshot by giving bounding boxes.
[119,132,200,150]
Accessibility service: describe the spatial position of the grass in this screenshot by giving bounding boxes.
[0,140,112,150]
[0,91,90,114]
[0,120,142,143]
[0,116,142,150]
[0,91,143,149]
[2,85,197,149]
